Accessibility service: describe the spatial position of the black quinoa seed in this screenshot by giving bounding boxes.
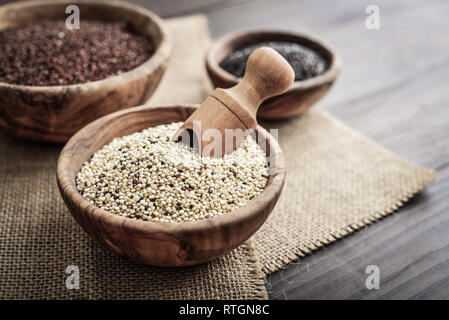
[220,41,328,81]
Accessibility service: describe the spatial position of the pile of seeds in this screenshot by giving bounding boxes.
[0,20,154,86]
[220,41,328,81]
[76,122,269,223]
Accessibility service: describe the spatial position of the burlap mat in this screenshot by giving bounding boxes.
[0,15,435,299]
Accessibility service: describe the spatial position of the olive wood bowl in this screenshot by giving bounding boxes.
[0,0,171,142]
[57,105,286,266]
[206,30,341,120]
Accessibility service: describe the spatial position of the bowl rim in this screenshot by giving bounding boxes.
[57,104,286,237]
[206,29,341,90]
[0,0,171,91]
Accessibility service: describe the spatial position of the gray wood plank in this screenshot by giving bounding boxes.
[0,0,250,18]
[130,0,251,18]
[268,166,449,300]
[205,0,449,117]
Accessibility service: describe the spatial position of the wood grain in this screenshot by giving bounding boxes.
[206,30,341,120]
[268,167,449,300]
[0,0,171,142]
[175,47,294,157]
[56,104,286,266]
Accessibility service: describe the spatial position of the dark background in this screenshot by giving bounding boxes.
[1,0,448,299]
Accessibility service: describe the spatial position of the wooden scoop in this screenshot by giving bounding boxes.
[173,47,295,157]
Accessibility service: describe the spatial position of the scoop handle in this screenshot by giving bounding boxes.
[224,47,295,119]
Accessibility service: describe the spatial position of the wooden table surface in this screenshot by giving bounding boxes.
[2,0,448,299]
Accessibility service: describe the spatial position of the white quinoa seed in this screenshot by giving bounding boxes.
[76,122,269,223]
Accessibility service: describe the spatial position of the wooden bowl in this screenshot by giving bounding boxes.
[57,105,286,266]
[0,0,171,143]
[206,30,341,120]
